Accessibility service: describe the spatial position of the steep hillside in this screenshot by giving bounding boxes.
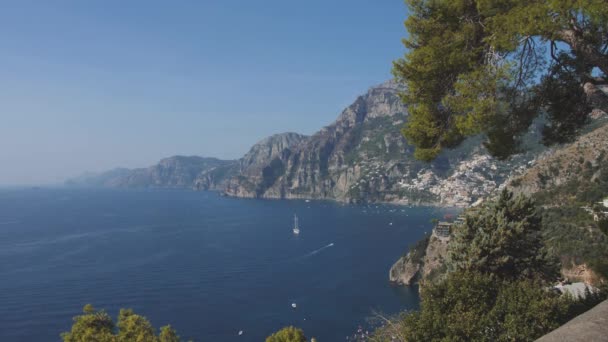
[390,120,608,287]
[223,81,541,206]
[68,80,548,206]
[211,133,309,197]
[506,120,608,282]
[389,234,449,286]
[508,120,608,200]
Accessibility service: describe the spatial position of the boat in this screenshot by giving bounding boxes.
[293,214,300,235]
[292,303,297,308]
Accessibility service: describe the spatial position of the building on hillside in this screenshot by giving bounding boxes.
[454,215,466,226]
[434,221,452,238]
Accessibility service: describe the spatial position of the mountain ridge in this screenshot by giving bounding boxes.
[67,80,547,206]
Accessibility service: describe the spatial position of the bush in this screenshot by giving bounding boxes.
[61,305,181,342]
[448,190,558,281]
[266,326,307,342]
[372,271,605,342]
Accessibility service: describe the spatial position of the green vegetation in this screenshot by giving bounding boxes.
[393,0,608,161]
[61,305,181,342]
[371,192,606,341]
[541,206,608,281]
[534,151,608,205]
[265,326,307,342]
[372,271,604,342]
[403,235,430,261]
[448,190,558,281]
[524,150,608,280]
[343,115,409,165]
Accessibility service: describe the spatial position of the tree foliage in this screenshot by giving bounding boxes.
[394,0,608,161]
[265,326,307,342]
[371,188,607,341]
[61,305,181,342]
[448,190,559,280]
[372,271,603,342]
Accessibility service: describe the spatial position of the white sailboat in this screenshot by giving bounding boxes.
[293,214,300,235]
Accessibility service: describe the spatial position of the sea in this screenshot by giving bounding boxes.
[0,188,457,341]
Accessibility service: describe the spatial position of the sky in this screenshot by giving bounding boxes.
[0,0,409,185]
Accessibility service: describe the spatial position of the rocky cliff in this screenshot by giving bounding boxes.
[218,132,309,197]
[389,234,449,286]
[390,236,428,285]
[221,80,541,206]
[69,80,546,206]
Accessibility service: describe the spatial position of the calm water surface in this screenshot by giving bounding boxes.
[0,188,455,341]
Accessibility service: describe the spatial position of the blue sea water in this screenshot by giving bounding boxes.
[0,188,455,341]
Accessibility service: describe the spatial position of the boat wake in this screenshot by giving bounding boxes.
[0,220,20,225]
[301,242,334,259]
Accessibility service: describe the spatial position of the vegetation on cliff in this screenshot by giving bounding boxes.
[374,192,606,341]
[447,190,558,281]
[373,271,604,342]
[508,123,608,280]
[394,0,608,161]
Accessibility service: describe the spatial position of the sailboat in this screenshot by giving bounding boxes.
[293,214,300,235]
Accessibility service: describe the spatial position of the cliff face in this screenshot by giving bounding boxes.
[389,254,421,286]
[222,81,541,206]
[219,133,309,197]
[69,80,547,206]
[389,235,449,285]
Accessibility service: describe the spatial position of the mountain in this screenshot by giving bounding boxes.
[68,156,236,188]
[69,80,551,206]
[207,132,309,197]
[65,168,133,187]
[219,80,542,206]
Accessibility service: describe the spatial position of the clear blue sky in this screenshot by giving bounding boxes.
[0,0,408,185]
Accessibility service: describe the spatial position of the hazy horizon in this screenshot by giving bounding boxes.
[0,1,407,185]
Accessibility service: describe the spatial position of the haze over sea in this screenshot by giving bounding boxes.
[0,188,455,341]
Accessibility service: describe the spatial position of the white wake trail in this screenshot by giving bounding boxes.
[301,242,335,259]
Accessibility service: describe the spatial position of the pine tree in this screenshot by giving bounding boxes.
[393,0,608,161]
[61,305,184,342]
[447,190,558,281]
[266,326,307,342]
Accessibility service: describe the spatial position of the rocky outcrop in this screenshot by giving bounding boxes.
[389,255,421,286]
[389,235,449,286]
[419,235,449,281]
[220,133,308,197]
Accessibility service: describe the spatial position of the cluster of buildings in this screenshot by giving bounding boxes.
[398,154,510,207]
[432,214,467,239]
